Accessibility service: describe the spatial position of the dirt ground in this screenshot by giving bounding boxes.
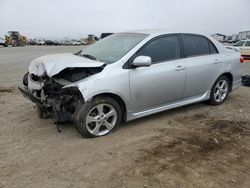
[0,46,250,188]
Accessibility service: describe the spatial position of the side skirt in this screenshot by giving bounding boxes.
[127,91,211,121]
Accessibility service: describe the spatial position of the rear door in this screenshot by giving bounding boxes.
[182,34,221,99]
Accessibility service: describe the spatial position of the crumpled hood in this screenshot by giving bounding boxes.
[29,53,105,77]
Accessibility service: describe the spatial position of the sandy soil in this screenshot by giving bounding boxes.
[0,46,250,188]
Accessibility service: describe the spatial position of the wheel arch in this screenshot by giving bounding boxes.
[219,72,233,91]
[91,92,128,122]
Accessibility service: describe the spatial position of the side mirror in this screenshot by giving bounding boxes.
[132,56,152,68]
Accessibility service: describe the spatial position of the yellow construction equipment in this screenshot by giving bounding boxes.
[5,31,28,47]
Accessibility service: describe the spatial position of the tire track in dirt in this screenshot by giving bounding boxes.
[109,114,250,188]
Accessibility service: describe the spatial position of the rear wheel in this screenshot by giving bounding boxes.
[208,76,230,106]
[11,40,17,47]
[18,39,26,46]
[75,97,122,138]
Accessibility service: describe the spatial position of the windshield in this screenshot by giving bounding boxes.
[234,41,245,47]
[81,33,148,64]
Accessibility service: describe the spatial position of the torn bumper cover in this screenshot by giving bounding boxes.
[19,75,84,123]
[19,53,105,123]
[18,85,41,104]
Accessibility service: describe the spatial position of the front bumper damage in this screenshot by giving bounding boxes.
[19,53,105,130]
[19,73,84,123]
[19,85,41,104]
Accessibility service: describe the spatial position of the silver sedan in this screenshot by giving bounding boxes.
[20,30,243,138]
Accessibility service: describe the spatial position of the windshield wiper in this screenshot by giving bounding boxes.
[81,54,100,62]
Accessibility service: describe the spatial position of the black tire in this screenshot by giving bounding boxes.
[23,72,29,86]
[208,76,230,106]
[11,40,17,47]
[18,40,26,47]
[36,105,50,119]
[74,97,122,138]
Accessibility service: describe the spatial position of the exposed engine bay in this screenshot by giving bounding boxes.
[53,67,103,82]
[19,66,104,123]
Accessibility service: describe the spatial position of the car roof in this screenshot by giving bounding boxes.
[125,29,208,37]
[238,39,250,42]
[124,29,229,54]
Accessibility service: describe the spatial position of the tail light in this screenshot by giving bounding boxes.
[240,56,244,63]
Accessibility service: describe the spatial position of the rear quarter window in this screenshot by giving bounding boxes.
[209,41,219,54]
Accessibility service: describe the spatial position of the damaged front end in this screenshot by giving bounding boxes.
[19,66,103,123]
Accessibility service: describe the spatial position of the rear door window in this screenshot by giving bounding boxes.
[137,35,181,63]
[182,35,210,57]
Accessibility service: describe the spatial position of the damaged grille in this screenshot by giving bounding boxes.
[31,74,43,82]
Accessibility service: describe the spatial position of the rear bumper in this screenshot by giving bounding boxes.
[18,85,41,104]
[242,55,250,61]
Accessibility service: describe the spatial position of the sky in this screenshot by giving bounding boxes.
[0,0,250,39]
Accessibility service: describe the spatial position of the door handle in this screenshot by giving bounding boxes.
[175,65,185,71]
[213,59,221,64]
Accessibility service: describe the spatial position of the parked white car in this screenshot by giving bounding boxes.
[232,39,250,60]
[71,40,81,45]
[19,30,243,138]
[37,40,45,45]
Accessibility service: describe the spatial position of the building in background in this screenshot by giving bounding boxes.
[225,35,232,42]
[231,34,240,43]
[239,31,250,40]
[211,33,226,42]
[212,30,250,43]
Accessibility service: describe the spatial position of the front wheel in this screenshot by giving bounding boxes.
[208,76,230,106]
[11,40,18,47]
[74,97,122,138]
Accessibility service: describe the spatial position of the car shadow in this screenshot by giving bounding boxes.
[120,102,208,130]
[44,94,237,137]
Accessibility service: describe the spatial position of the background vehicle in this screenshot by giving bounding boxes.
[37,40,45,45]
[53,40,61,46]
[45,40,55,46]
[27,39,37,45]
[71,40,81,45]
[100,33,113,39]
[233,39,250,61]
[19,30,243,138]
[81,40,89,45]
[61,40,72,45]
[0,37,7,47]
[5,31,28,47]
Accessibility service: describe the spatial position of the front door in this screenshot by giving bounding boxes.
[129,35,186,113]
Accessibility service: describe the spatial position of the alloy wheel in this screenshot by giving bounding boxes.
[85,103,117,136]
[214,80,229,103]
